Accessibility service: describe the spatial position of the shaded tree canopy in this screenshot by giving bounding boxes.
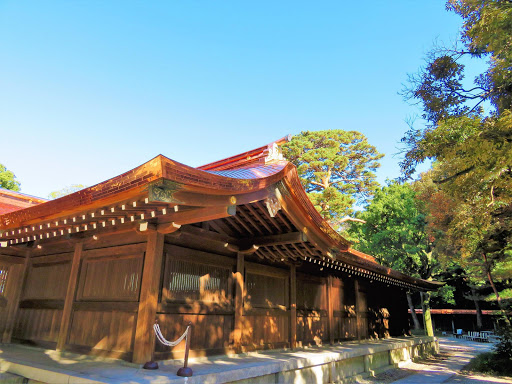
[400,0,512,321]
[281,130,383,226]
[401,0,512,178]
[0,164,20,191]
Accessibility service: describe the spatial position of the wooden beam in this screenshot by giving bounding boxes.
[2,248,31,343]
[245,204,273,233]
[133,231,165,364]
[238,245,259,255]
[224,243,239,253]
[0,246,26,257]
[0,255,25,264]
[57,241,83,350]
[156,222,181,234]
[262,246,280,262]
[272,245,290,261]
[168,225,239,252]
[238,231,307,248]
[232,215,255,236]
[327,275,334,345]
[225,217,245,235]
[180,225,236,243]
[355,279,361,341]
[233,252,245,351]
[272,184,336,251]
[160,188,272,208]
[254,201,282,232]
[237,208,264,235]
[163,206,236,226]
[290,264,297,349]
[208,219,236,237]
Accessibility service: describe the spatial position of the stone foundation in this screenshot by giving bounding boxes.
[226,336,439,384]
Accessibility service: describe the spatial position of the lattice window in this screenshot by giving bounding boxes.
[0,266,8,296]
[165,259,231,304]
[78,255,143,301]
[245,270,288,309]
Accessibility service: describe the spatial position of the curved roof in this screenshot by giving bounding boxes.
[0,188,47,215]
[0,138,442,291]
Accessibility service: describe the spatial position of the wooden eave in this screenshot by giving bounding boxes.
[0,188,47,215]
[0,153,440,291]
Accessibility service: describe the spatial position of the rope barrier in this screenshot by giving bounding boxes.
[154,323,190,347]
[149,321,193,377]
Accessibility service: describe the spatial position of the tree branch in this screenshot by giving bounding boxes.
[433,166,475,184]
[339,217,366,224]
[310,181,327,188]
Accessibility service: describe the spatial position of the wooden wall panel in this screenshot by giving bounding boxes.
[0,265,12,336]
[67,310,136,353]
[297,312,329,345]
[23,262,70,300]
[241,314,288,348]
[331,278,343,312]
[358,315,369,339]
[13,308,62,343]
[341,316,357,339]
[0,263,25,341]
[295,275,329,345]
[356,282,369,339]
[155,313,233,357]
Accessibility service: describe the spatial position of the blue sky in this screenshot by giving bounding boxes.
[0,1,471,198]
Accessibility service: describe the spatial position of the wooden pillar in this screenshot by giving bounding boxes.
[290,264,297,349]
[233,252,245,350]
[355,279,361,341]
[57,241,83,350]
[133,231,165,364]
[2,249,31,343]
[327,275,334,345]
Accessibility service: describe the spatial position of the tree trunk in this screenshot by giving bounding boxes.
[420,291,434,337]
[470,287,483,330]
[406,292,421,330]
[482,253,511,327]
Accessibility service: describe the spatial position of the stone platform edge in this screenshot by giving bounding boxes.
[0,336,439,384]
[202,336,439,384]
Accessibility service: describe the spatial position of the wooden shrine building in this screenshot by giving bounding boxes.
[0,138,441,364]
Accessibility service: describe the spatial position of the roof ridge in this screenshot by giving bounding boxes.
[197,135,291,171]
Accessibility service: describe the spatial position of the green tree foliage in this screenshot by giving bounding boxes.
[414,171,490,326]
[48,184,86,199]
[281,130,383,226]
[0,164,20,191]
[350,182,435,279]
[349,182,441,335]
[400,0,512,322]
